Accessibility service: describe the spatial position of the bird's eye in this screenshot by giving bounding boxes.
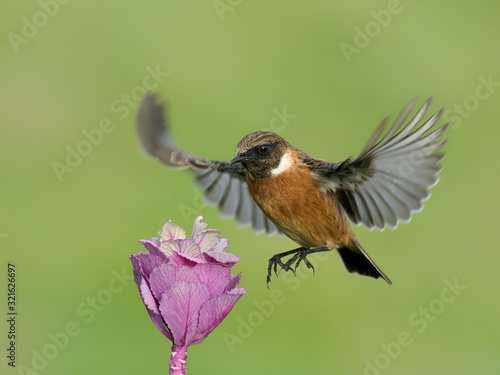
[257,145,270,155]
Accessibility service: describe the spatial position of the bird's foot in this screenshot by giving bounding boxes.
[284,250,316,273]
[267,247,305,287]
[266,247,329,287]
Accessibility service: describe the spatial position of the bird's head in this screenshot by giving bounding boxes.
[230,131,295,179]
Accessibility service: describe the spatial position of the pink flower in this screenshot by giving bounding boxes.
[131,217,246,375]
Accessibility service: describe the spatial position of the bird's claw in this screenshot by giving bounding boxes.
[284,251,315,274]
[267,254,289,288]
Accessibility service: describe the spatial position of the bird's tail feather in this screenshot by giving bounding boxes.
[337,238,392,284]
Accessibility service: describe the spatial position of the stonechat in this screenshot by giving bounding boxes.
[137,93,448,285]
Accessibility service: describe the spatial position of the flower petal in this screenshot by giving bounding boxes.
[134,251,166,276]
[159,282,211,347]
[227,287,247,296]
[139,240,168,260]
[225,273,242,292]
[161,239,201,258]
[193,290,246,344]
[194,263,232,296]
[203,250,240,266]
[147,309,173,341]
[148,263,177,300]
[211,238,229,252]
[168,251,205,267]
[191,216,209,239]
[159,220,187,241]
[149,263,201,300]
[130,255,160,314]
[195,230,221,252]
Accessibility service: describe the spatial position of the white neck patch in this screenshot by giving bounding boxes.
[271,151,294,176]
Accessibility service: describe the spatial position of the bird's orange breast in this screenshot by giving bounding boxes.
[246,163,352,249]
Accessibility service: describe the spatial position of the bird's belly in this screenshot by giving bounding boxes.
[246,169,351,248]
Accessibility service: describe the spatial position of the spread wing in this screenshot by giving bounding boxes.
[311,97,448,230]
[136,92,281,235]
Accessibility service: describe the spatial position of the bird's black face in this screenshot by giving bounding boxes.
[231,132,288,178]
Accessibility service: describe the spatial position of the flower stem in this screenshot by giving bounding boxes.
[169,345,187,375]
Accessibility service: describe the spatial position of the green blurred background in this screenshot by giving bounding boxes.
[1,1,499,374]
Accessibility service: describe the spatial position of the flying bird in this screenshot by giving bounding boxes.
[137,93,448,285]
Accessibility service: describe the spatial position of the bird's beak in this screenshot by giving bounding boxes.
[230,155,244,165]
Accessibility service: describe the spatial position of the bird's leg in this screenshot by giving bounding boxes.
[267,247,330,287]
